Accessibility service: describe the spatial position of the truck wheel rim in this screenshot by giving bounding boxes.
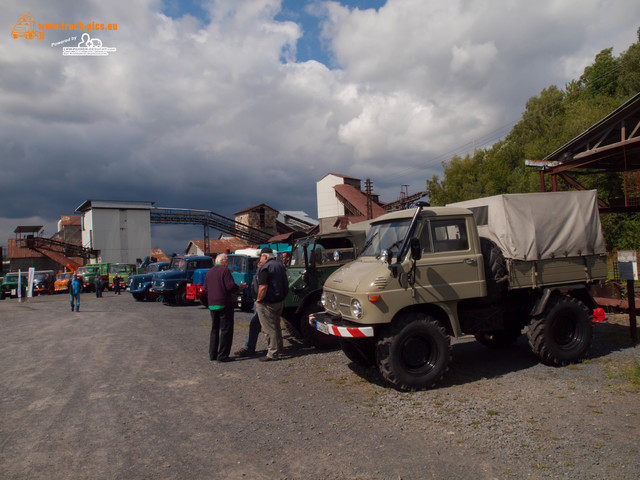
[401,336,433,371]
[552,313,580,349]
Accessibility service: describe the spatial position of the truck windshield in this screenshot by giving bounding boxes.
[228,256,247,273]
[289,245,305,266]
[78,267,98,275]
[147,263,168,273]
[361,219,412,258]
[109,264,133,274]
[170,258,187,271]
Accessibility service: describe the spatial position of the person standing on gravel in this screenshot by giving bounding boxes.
[94,275,103,298]
[203,253,244,363]
[234,256,265,358]
[69,273,81,312]
[255,247,289,362]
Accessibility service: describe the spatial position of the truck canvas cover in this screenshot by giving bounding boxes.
[448,190,606,261]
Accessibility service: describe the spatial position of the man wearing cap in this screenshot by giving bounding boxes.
[255,247,289,361]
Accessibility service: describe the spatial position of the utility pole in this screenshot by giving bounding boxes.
[365,178,373,220]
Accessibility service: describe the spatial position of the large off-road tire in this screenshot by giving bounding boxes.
[376,312,452,391]
[480,237,508,301]
[340,338,376,367]
[527,295,592,366]
[299,301,338,350]
[474,325,522,349]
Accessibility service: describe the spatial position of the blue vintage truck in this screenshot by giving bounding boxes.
[186,248,261,310]
[151,255,213,305]
[128,262,170,301]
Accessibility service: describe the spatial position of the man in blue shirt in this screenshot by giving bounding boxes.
[69,273,81,312]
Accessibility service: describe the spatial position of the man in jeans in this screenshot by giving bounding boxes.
[234,256,265,357]
[255,247,289,361]
[69,273,81,312]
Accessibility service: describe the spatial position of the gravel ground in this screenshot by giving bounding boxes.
[1,293,638,479]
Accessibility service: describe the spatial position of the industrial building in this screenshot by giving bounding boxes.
[76,200,154,265]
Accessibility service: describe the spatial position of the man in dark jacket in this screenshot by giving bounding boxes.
[255,247,289,361]
[203,253,243,362]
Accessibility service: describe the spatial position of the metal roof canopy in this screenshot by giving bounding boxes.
[14,225,43,236]
[525,92,640,213]
[75,200,155,212]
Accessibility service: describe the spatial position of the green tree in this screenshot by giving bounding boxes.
[424,29,640,250]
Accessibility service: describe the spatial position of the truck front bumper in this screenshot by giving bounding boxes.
[309,312,374,338]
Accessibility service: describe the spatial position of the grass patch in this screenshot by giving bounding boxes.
[601,358,640,392]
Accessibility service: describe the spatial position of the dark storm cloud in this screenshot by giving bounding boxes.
[2,0,639,253]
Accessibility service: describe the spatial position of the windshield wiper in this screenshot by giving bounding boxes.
[361,230,379,255]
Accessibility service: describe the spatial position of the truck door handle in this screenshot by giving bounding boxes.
[464,258,477,265]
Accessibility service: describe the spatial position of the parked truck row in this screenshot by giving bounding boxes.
[2,190,613,394]
[1,261,142,299]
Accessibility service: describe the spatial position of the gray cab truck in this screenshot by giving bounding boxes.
[310,190,608,391]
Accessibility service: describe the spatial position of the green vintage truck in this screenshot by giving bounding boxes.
[282,221,370,349]
[311,191,608,390]
[1,272,29,299]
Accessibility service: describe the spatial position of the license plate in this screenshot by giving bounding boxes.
[11,289,17,296]
[315,320,330,335]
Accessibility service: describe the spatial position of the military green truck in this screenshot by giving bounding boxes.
[282,222,370,349]
[310,191,608,390]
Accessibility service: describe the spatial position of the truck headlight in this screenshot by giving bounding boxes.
[329,294,338,311]
[321,292,327,308]
[351,299,362,318]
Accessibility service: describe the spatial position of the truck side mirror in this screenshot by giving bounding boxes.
[410,238,422,261]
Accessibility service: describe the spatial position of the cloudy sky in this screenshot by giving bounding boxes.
[2,0,639,255]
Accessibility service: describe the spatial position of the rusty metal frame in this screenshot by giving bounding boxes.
[526,93,640,213]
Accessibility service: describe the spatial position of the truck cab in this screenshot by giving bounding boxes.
[54,272,73,293]
[76,265,100,292]
[1,272,29,299]
[228,249,261,310]
[282,222,369,349]
[108,263,136,291]
[151,255,213,305]
[32,270,56,295]
[128,262,170,301]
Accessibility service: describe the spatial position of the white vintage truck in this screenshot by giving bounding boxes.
[310,190,608,390]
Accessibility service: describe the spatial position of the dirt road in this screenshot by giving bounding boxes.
[1,293,638,479]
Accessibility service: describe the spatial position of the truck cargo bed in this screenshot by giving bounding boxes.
[506,254,607,290]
